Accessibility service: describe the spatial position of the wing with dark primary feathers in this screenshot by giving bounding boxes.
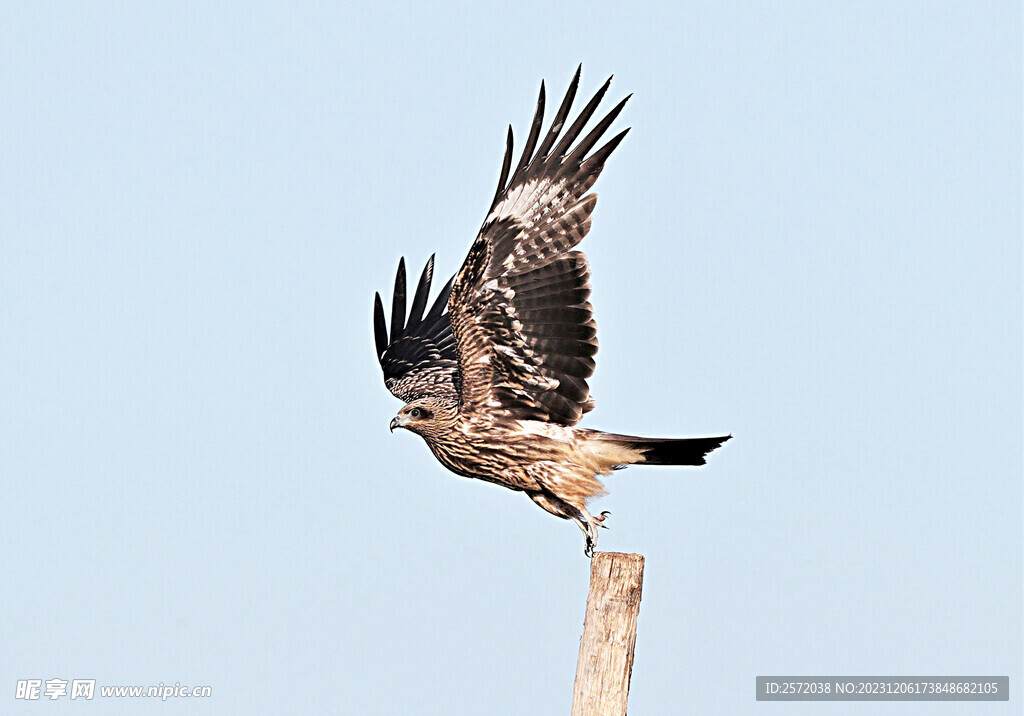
[373,255,460,403]
[448,66,630,426]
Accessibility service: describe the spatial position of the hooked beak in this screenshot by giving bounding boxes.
[389,416,402,433]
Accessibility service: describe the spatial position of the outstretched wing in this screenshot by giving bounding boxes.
[448,67,630,426]
[373,255,459,403]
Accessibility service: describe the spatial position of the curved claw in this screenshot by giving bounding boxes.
[572,505,603,558]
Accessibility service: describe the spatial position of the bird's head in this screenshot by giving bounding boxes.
[390,397,456,438]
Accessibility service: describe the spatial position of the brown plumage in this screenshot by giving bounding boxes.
[374,67,730,556]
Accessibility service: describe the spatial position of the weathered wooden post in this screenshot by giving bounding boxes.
[571,552,645,716]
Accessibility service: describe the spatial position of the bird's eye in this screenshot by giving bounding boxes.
[409,408,423,419]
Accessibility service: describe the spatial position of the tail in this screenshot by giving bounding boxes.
[591,432,732,466]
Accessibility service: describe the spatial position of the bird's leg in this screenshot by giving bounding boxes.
[573,506,604,558]
[526,489,605,557]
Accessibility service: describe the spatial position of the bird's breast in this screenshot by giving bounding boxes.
[420,418,554,490]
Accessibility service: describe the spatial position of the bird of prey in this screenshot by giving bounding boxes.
[373,67,730,556]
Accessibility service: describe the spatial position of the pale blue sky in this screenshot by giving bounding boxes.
[2,2,1021,714]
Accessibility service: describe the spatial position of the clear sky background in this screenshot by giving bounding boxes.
[2,2,1020,714]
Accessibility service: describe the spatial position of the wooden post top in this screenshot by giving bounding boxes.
[572,551,645,716]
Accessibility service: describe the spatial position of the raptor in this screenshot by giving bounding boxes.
[373,67,730,556]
